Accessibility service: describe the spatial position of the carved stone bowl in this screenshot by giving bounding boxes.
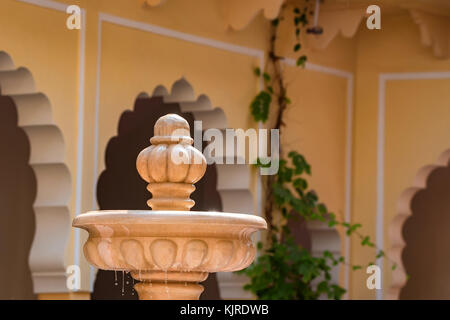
[73,210,266,300]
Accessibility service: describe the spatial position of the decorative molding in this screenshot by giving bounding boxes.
[218,0,285,30]
[82,229,255,273]
[0,51,71,293]
[144,0,166,7]
[410,9,450,59]
[387,149,450,300]
[306,7,366,50]
[142,0,450,58]
[144,0,285,30]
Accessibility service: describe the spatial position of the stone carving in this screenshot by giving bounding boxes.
[136,114,207,210]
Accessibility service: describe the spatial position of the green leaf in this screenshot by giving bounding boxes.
[294,43,301,52]
[254,67,261,76]
[352,265,362,271]
[361,236,371,246]
[346,223,362,235]
[328,220,338,227]
[271,18,279,27]
[293,178,307,190]
[296,55,307,67]
[250,90,271,122]
[299,13,308,26]
[263,72,271,82]
[317,203,327,214]
[392,264,397,270]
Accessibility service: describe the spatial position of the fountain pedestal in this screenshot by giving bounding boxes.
[73,114,266,300]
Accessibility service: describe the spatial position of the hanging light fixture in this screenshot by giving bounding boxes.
[307,0,324,35]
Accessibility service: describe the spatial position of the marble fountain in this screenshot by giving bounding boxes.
[73,114,267,300]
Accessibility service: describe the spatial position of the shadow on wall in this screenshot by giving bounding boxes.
[0,96,36,299]
[91,96,222,300]
[401,161,450,299]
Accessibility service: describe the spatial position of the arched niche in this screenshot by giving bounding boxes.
[0,51,71,294]
[388,149,450,299]
[0,95,36,299]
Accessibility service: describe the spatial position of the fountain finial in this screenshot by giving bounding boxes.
[136,114,206,211]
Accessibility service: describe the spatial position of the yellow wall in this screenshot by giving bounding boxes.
[351,12,450,299]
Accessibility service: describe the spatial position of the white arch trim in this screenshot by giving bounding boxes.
[387,149,450,300]
[0,51,71,293]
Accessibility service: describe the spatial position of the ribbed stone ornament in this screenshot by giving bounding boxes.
[136,114,206,210]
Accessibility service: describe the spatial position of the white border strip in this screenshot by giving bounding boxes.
[73,7,87,269]
[17,0,66,11]
[376,74,386,301]
[377,71,450,300]
[99,13,264,60]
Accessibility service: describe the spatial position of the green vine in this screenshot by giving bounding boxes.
[240,2,399,300]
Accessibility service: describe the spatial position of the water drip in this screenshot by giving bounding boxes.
[164,270,169,298]
[121,270,125,296]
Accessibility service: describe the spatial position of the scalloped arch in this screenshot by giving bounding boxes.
[387,149,450,299]
[0,51,71,293]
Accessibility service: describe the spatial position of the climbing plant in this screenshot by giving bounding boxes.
[239,2,398,300]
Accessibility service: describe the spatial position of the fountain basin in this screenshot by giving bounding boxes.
[73,210,266,299]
